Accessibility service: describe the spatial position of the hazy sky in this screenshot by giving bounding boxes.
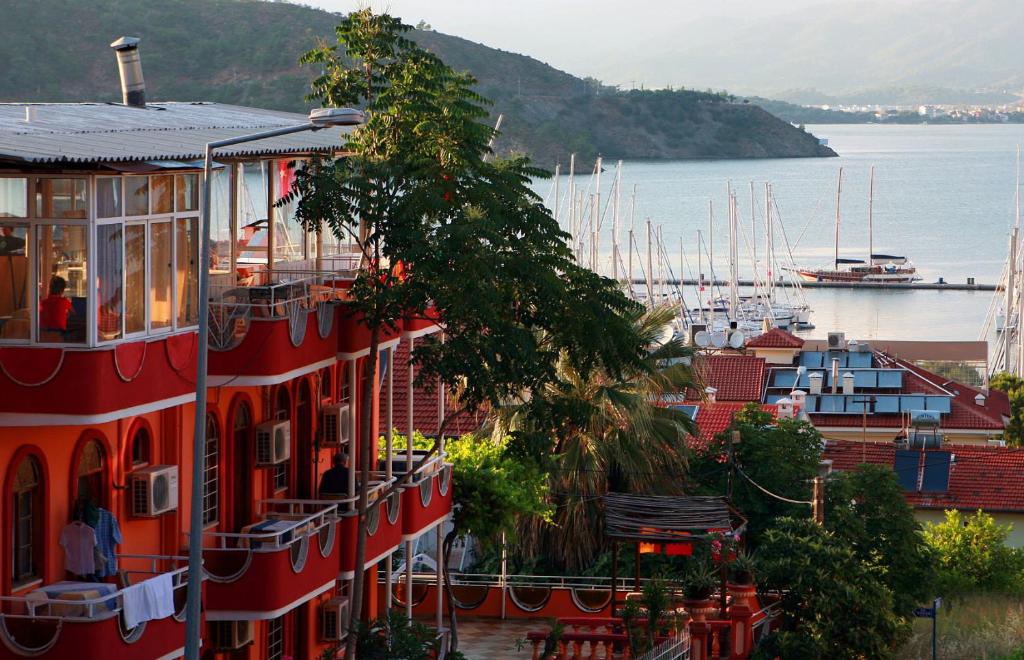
[301,0,927,86]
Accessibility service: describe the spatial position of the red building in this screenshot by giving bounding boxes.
[0,41,452,659]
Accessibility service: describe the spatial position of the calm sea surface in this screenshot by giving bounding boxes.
[535,124,1024,342]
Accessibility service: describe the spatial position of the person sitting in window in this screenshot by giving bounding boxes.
[319,453,350,501]
[40,276,73,333]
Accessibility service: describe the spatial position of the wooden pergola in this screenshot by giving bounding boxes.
[603,493,746,611]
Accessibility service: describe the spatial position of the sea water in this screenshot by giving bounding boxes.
[536,124,1024,341]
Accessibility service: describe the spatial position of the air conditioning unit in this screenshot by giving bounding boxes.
[320,597,350,641]
[130,465,179,517]
[211,620,254,651]
[256,421,291,466]
[827,331,847,350]
[321,403,351,447]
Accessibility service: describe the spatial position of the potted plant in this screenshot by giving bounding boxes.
[682,568,718,622]
[728,551,757,586]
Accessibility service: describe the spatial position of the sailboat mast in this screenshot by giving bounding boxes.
[765,183,772,300]
[613,160,622,281]
[568,154,576,254]
[698,229,705,325]
[1016,146,1022,376]
[646,219,654,310]
[834,167,844,271]
[729,186,739,322]
[868,165,875,265]
[592,157,602,272]
[750,181,757,281]
[553,163,561,227]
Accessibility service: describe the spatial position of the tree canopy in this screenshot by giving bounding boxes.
[293,10,649,650]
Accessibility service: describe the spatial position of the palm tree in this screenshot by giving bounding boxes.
[490,305,701,573]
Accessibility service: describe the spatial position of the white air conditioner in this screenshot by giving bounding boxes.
[321,403,351,447]
[130,465,179,517]
[827,331,847,350]
[320,597,350,641]
[256,421,291,466]
[212,620,254,651]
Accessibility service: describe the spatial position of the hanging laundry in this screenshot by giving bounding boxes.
[59,521,98,577]
[122,573,175,629]
[90,507,122,578]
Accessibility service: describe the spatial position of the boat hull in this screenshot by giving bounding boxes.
[794,269,920,284]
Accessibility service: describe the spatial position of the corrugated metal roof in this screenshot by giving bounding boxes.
[0,102,352,164]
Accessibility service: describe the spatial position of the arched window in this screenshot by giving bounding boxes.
[231,401,254,531]
[202,415,220,526]
[76,439,107,507]
[273,387,291,492]
[319,367,333,405]
[338,361,351,404]
[12,456,43,586]
[129,427,151,470]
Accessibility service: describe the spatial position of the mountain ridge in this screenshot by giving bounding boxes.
[0,0,834,164]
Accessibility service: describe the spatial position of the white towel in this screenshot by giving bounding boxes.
[144,573,176,621]
[121,574,175,629]
[121,583,146,629]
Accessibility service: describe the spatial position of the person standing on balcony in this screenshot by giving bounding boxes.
[319,453,350,502]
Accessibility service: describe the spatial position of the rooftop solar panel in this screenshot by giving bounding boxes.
[894,450,920,491]
[920,452,952,492]
[900,395,926,410]
[878,371,903,389]
[800,352,824,368]
[854,371,878,388]
[772,371,798,388]
[847,352,873,368]
[925,397,952,413]
[672,405,699,420]
[875,395,900,413]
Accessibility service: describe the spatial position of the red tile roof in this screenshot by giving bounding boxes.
[691,355,766,403]
[745,328,805,349]
[381,338,487,438]
[824,440,1024,513]
[670,400,779,448]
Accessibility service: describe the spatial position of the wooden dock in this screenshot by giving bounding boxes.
[632,279,999,292]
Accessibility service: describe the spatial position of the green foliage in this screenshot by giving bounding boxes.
[825,464,937,616]
[445,434,552,543]
[353,612,447,659]
[296,8,644,416]
[991,372,1024,446]
[691,404,822,541]
[381,430,433,455]
[494,305,700,572]
[923,510,1024,595]
[755,518,911,659]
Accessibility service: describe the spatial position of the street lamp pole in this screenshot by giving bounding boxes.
[184,109,363,660]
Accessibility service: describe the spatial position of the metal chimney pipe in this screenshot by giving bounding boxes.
[110,36,146,108]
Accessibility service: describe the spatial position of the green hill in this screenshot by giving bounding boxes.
[1,0,835,164]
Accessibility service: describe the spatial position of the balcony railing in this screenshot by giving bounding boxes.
[0,554,193,623]
[208,267,354,351]
[0,555,197,658]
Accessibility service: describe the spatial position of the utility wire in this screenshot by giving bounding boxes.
[736,465,813,505]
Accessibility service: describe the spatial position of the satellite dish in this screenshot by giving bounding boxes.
[694,331,711,348]
[729,330,746,349]
[711,332,728,348]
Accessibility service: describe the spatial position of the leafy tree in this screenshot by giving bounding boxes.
[691,405,821,542]
[294,10,642,652]
[923,509,1024,595]
[990,372,1024,446]
[491,305,700,572]
[755,518,910,659]
[825,464,936,616]
[441,434,552,650]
